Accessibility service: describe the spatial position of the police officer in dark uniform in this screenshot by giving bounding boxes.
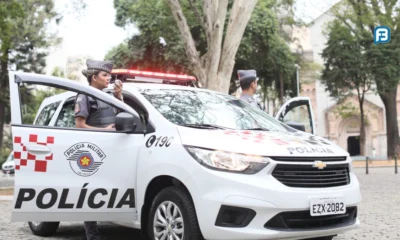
[75,59,123,129]
[74,59,123,240]
[238,69,262,110]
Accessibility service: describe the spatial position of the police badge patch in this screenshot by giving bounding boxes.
[64,142,107,177]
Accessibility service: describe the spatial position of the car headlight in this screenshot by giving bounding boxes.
[184,146,270,174]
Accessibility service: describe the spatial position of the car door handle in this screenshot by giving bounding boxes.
[26,144,51,154]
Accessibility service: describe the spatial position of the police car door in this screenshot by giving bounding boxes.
[9,71,143,222]
[275,97,316,135]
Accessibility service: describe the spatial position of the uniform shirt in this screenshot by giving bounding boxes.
[74,94,118,128]
[240,93,262,110]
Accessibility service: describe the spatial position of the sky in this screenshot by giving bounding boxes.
[44,0,340,75]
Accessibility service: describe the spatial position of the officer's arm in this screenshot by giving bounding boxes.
[75,117,114,130]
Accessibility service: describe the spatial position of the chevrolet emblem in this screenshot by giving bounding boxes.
[313,161,327,170]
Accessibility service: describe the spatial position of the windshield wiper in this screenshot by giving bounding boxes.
[243,127,270,131]
[181,124,231,130]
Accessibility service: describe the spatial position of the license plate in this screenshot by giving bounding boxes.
[310,197,346,216]
[6,171,10,174]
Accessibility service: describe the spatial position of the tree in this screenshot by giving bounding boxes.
[111,0,299,101]
[111,0,199,74]
[330,0,400,157]
[321,19,372,156]
[164,0,259,93]
[230,0,303,108]
[0,0,60,151]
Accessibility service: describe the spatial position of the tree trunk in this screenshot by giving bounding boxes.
[0,53,9,151]
[379,88,400,158]
[279,73,284,106]
[165,0,258,93]
[358,97,366,156]
[266,89,270,114]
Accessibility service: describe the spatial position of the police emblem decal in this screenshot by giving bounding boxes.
[77,153,94,169]
[64,142,106,177]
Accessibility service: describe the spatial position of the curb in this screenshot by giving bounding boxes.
[0,195,13,201]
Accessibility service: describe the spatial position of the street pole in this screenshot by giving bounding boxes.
[295,64,300,97]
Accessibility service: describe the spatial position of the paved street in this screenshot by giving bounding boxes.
[0,173,14,188]
[0,167,399,239]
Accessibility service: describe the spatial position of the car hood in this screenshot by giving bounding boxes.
[2,161,14,167]
[177,127,349,157]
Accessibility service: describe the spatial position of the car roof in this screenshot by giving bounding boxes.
[38,82,232,107]
[124,82,226,94]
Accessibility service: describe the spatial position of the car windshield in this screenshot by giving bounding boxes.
[139,89,290,132]
[6,153,14,162]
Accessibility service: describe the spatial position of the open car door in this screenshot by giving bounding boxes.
[275,97,316,135]
[8,71,149,222]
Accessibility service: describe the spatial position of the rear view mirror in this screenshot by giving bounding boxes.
[115,112,138,133]
[286,121,306,132]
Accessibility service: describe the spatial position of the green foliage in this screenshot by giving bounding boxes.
[321,19,371,100]
[108,0,195,73]
[333,102,370,126]
[51,66,65,78]
[109,0,299,101]
[232,0,299,100]
[1,0,61,124]
[329,0,400,94]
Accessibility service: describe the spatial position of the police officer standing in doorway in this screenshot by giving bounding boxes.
[74,59,123,240]
[238,69,262,110]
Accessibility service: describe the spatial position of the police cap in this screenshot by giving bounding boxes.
[238,69,257,84]
[82,59,114,77]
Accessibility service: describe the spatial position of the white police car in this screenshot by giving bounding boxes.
[8,70,361,240]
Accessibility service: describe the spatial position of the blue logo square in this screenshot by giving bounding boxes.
[374,26,391,44]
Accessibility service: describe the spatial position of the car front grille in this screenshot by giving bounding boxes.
[272,163,350,188]
[269,156,347,162]
[264,207,357,231]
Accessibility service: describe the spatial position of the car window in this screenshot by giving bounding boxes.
[139,89,288,132]
[55,100,76,128]
[34,101,61,126]
[6,153,14,162]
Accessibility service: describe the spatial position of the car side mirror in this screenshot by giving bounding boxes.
[286,121,306,132]
[115,112,139,133]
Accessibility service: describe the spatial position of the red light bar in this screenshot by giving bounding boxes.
[112,69,196,81]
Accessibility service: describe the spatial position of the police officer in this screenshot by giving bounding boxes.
[74,59,123,240]
[238,69,262,110]
[75,59,123,129]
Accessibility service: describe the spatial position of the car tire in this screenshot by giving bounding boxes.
[28,221,60,236]
[147,186,203,240]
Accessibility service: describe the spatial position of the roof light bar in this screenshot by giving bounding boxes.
[112,69,196,81]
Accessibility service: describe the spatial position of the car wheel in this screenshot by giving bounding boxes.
[28,221,60,236]
[148,186,203,240]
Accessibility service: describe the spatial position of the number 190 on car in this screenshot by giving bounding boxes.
[310,197,346,216]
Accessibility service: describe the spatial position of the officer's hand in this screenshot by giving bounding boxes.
[105,123,115,130]
[114,80,123,100]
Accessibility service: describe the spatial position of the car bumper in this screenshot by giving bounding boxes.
[2,169,14,174]
[185,163,361,240]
